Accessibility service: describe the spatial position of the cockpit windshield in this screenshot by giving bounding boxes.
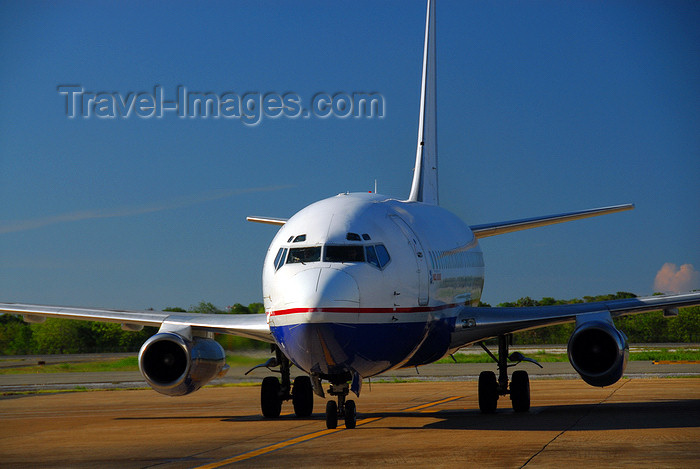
[287,246,321,264]
[278,243,390,269]
[324,245,364,263]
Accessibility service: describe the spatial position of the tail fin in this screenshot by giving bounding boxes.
[408,0,438,205]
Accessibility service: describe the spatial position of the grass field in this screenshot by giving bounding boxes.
[1,348,698,375]
[0,354,264,375]
[435,349,700,364]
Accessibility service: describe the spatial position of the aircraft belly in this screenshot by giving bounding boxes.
[271,320,429,378]
[401,316,456,367]
[270,305,462,378]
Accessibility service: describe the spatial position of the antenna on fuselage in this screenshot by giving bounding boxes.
[408,0,438,205]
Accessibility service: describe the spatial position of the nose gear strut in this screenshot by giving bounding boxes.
[325,382,356,429]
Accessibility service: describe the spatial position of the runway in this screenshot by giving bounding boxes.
[2,377,699,468]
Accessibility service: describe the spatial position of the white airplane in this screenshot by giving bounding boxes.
[2,0,699,430]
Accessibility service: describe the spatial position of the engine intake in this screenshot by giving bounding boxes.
[138,332,227,396]
[567,320,628,387]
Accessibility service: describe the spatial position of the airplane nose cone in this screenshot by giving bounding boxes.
[270,267,360,376]
[284,267,359,308]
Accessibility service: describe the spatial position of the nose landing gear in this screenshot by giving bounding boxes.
[325,382,356,429]
[477,334,541,413]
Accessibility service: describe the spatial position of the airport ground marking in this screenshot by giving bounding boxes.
[194,417,381,468]
[653,360,700,365]
[403,395,463,412]
[195,396,462,467]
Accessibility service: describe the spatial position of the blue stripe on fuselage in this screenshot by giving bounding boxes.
[271,317,456,378]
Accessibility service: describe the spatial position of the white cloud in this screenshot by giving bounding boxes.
[0,185,293,235]
[653,263,700,293]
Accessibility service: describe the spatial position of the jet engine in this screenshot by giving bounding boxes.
[567,319,629,387]
[138,332,227,396]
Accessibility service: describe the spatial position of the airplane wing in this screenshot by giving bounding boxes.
[470,204,634,239]
[452,292,700,345]
[0,302,273,343]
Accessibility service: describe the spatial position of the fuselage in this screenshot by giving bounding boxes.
[263,192,485,380]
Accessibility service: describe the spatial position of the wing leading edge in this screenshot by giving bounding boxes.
[451,292,700,348]
[0,303,273,343]
[470,203,634,239]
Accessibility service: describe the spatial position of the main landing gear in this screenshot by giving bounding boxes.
[249,345,314,418]
[325,382,356,429]
[477,334,542,413]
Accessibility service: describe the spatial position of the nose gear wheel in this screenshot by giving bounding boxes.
[325,382,357,429]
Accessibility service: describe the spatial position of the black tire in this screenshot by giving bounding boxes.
[261,377,282,418]
[292,376,314,417]
[510,370,530,412]
[478,370,498,413]
[344,400,357,429]
[326,400,338,429]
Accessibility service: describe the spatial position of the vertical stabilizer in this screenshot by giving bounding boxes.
[408,0,438,205]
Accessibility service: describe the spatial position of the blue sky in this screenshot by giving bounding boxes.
[1,0,698,310]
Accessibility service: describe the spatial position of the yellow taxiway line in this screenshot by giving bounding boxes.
[195,396,464,467]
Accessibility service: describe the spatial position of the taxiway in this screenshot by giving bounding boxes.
[1,377,698,468]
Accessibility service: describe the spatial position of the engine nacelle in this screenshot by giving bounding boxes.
[138,332,227,396]
[567,319,629,387]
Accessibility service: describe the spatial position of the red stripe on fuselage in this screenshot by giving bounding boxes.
[268,303,459,317]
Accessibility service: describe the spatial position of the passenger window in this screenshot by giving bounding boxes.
[273,247,288,270]
[287,246,321,264]
[375,244,390,268]
[324,245,365,263]
[365,245,380,268]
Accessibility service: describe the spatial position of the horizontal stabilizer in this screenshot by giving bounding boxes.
[246,216,288,226]
[470,203,634,239]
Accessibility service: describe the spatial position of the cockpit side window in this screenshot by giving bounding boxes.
[324,245,365,263]
[274,247,288,270]
[287,246,321,264]
[375,244,390,268]
[365,245,380,268]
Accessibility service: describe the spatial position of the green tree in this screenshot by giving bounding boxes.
[516,297,537,307]
[228,303,250,314]
[218,302,268,350]
[510,293,698,345]
[0,315,34,354]
[247,302,265,314]
[31,319,84,354]
[85,322,155,352]
[188,301,225,314]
